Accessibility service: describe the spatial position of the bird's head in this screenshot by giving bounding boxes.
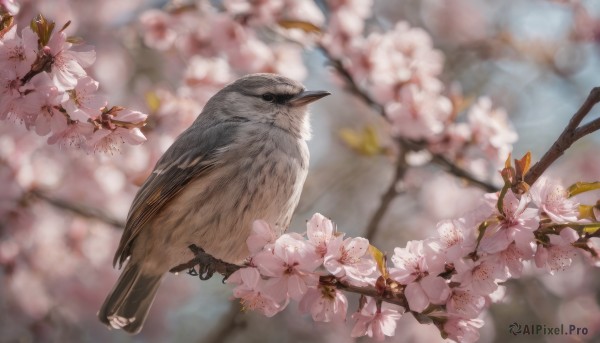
[201,73,330,140]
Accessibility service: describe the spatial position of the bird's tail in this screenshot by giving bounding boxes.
[98,262,164,334]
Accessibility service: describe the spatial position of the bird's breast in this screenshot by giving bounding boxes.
[158,127,309,264]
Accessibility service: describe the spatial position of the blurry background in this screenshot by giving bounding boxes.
[1,0,600,342]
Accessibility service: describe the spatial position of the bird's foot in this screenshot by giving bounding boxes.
[169,245,241,281]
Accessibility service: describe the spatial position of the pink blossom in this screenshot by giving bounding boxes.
[46,30,96,91]
[88,127,146,154]
[350,297,402,341]
[21,73,64,136]
[404,275,450,312]
[61,76,107,122]
[269,44,307,81]
[493,242,527,279]
[530,176,579,223]
[139,9,177,51]
[253,234,320,301]
[429,219,476,263]
[228,267,283,317]
[421,0,489,45]
[444,317,484,343]
[0,26,38,76]
[223,0,284,25]
[467,97,518,163]
[306,213,335,257]
[0,0,20,15]
[284,0,325,27]
[321,9,364,57]
[47,120,94,148]
[385,85,452,140]
[446,289,485,318]
[298,285,348,322]
[209,15,272,72]
[327,0,372,18]
[0,68,25,121]
[479,190,539,255]
[534,227,579,274]
[428,122,472,157]
[183,57,232,92]
[390,241,426,284]
[87,107,146,153]
[346,21,445,104]
[323,236,375,286]
[452,258,500,296]
[247,219,278,254]
[584,237,600,267]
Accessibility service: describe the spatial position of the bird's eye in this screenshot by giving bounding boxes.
[262,93,275,102]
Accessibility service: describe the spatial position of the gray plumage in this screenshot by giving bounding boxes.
[98,73,329,334]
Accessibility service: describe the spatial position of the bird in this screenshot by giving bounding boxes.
[97,73,330,334]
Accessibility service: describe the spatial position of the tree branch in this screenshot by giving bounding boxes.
[363,149,408,241]
[524,87,600,186]
[29,189,125,228]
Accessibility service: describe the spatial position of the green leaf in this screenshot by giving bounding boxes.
[473,220,490,253]
[278,20,322,34]
[145,91,161,113]
[368,244,387,279]
[567,182,600,198]
[339,125,382,156]
[578,205,595,220]
[30,14,56,47]
[583,225,600,235]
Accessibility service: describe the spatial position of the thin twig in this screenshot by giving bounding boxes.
[430,153,497,192]
[363,149,408,241]
[573,117,600,141]
[524,87,600,186]
[29,189,125,228]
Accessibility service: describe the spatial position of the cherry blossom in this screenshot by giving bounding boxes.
[247,219,278,254]
[0,0,19,15]
[0,25,37,76]
[298,285,348,322]
[139,9,177,51]
[445,288,486,318]
[227,267,283,317]
[61,76,106,122]
[253,234,320,301]
[467,97,518,163]
[443,318,484,343]
[47,120,94,148]
[404,274,450,312]
[534,227,580,274]
[428,219,476,263]
[389,240,442,284]
[0,68,25,120]
[530,176,579,223]
[45,30,96,91]
[306,212,335,257]
[350,298,403,341]
[21,73,65,135]
[323,236,375,286]
[452,258,501,296]
[385,85,452,140]
[479,190,539,255]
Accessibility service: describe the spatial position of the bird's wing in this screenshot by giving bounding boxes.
[113,121,240,268]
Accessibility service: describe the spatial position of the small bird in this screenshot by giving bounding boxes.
[98,73,329,334]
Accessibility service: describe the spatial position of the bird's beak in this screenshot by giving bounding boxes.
[288,90,331,107]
